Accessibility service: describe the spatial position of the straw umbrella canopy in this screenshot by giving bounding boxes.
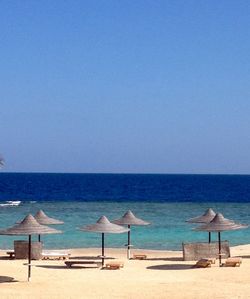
[194,213,248,266]
[0,214,62,281]
[0,156,4,167]
[79,216,129,267]
[186,208,216,243]
[34,210,64,242]
[112,210,150,259]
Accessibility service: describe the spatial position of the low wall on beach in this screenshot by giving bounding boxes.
[14,240,42,260]
[182,241,230,261]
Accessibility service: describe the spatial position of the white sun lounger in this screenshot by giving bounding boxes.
[42,251,70,260]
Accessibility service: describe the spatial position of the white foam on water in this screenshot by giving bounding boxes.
[0,201,21,207]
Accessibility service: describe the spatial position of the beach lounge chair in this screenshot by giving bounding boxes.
[105,262,124,270]
[223,257,242,267]
[193,258,213,268]
[6,250,15,258]
[42,251,70,260]
[204,257,216,264]
[65,260,102,268]
[133,254,147,260]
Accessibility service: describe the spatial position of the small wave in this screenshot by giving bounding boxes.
[29,201,37,204]
[0,201,21,207]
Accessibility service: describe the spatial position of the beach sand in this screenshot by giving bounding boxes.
[0,245,250,299]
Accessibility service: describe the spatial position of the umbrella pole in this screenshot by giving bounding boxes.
[218,232,222,266]
[209,232,211,243]
[38,234,41,242]
[28,235,31,281]
[101,233,105,267]
[127,225,131,260]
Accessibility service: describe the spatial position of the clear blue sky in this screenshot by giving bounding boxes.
[1,0,250,174]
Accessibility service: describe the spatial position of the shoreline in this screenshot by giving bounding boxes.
[1,243,249,254]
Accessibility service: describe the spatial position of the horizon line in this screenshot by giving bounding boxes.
[0,171,250,176]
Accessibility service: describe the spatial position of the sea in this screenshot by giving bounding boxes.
[0,173,250,251]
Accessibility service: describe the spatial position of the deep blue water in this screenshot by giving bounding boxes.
[1,173,250,202]
[0,173,250,250]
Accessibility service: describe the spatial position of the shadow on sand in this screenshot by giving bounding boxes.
[237,255,249,259]
[70,256,115,260]
[145,257,183,262]
[36,265,99,270]
[147,264,193,270]
[0,276,17,283]
[0,256,14,261]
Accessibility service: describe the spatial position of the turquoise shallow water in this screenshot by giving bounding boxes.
[0,201,249,250]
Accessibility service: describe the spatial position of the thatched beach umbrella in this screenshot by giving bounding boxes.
[112,210,150,259]
[186,208,216,243]
[79,216,129,267]
[34,210,64,242]
[195,213,248,266]
[0,214,62,281]
[0,156,4,167]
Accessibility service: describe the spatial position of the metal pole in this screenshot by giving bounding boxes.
[28,235,31,281]
[101,233,104,267]
[209,232,211,243]
[218,232,221,266]
[127,225,131,259]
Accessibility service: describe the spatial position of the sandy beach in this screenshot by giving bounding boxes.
[0,245,250,299]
